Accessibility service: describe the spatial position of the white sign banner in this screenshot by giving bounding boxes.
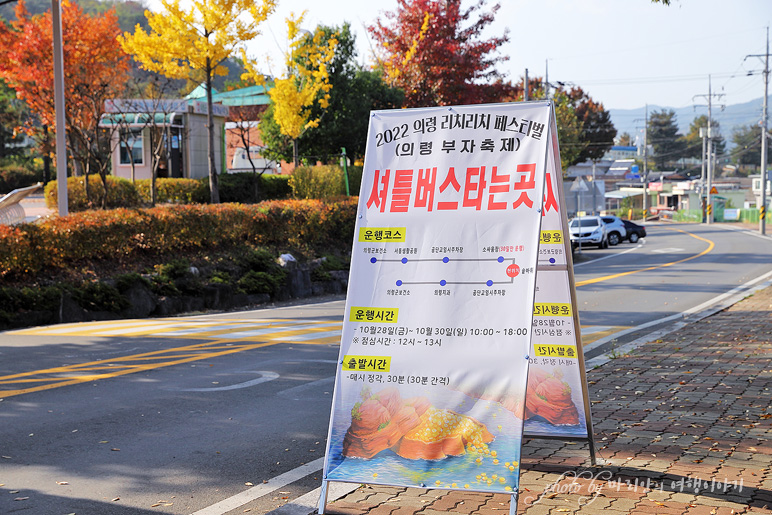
[323,102,552,495]
[525,123,593,441]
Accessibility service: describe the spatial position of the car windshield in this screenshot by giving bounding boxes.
[570,219,599,228]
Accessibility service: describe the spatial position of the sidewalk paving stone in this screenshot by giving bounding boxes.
[322,285,772,514]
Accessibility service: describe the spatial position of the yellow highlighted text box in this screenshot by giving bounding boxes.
[533,303,572,317]
[342,355,391,372]
[540,231,564,244]
[349,307,399,323]
[534,344,577,359]
[358,227,406,242]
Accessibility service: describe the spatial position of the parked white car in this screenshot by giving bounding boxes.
[600,215,627,246]
[569,216,608,249]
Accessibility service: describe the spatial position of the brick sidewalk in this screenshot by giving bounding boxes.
[324,286,772,515]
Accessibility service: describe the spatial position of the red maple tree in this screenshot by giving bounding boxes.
[0,0,130,184]
[369,0,512,108]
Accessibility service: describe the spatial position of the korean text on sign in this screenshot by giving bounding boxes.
[349,307,399,324]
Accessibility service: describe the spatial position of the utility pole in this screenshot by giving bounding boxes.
[592,160,597,215]
[524,68,529,101]
[544,60,550,100]
[745,27,770,235]
[693,75,725,225]
[52,0,68,216]
[642,105,648,220]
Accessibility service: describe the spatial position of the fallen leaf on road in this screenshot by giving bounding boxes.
[245,482,253,486]
[14,497,30,501]
[111,448,120,452]
[112,497,120,502]
[56,481,69,485]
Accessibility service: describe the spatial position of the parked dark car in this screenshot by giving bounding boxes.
[621,219,646,243]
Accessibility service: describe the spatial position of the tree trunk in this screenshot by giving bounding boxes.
[206,59,220,204]
[293,138,299,168]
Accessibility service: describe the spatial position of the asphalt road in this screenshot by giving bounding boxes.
[1,222,771,514]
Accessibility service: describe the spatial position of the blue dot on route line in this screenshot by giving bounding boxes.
[486,280,493,287]
[401,257,408,264]
[550,258,556,264]
[440,280,447,286]
[443,257,449,263]
[497,256,504,263]
[396,280,403,286]
[370,257,377,263]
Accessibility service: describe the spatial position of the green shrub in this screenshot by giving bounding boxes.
[0,166,43,193]
[136,178,208,205]
[45,175,141,211]
[345,165,363,196]
[259,174,292,200]
[237,269,284,295]
[114,272,151,292]
[69,281,128,313]
[290,165,349,199]
[236,247,276,272]
[154,258,192,280]
[209,270,232,284]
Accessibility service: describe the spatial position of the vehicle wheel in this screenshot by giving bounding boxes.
[608,232,620,246]
[629,232,639,243]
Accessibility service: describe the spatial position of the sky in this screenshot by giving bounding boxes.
[237,0,772,113]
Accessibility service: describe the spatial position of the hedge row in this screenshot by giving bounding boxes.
[0,199,358,280]
[44,173,294,211]
[290,165,364,199]
[0,166,44,194]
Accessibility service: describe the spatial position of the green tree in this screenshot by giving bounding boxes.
[259,23,403,164]
[506,78,613,170]
[647,109,685,169]
[0,80,26,160]
[617,132,634,146]
[732,124,769,167]
[120,0,277,203]
[566,86,617,162]
[682,115,725,160]
[243,12,337,167]
[552,91,585,172]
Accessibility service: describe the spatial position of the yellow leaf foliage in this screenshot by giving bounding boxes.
[242,11,337,140]
[388,12,431,82]
[119,0,277,79]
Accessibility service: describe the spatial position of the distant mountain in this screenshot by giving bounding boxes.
[609,96,771,148]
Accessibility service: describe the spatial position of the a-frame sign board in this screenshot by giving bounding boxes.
[319,101,594,515]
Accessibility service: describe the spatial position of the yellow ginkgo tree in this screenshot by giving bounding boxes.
[243,12,337,167]
[119,0,277,203]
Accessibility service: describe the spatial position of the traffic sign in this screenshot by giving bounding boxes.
[570,177,589,193]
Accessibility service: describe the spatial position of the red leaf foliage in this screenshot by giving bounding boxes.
[369,0,513,108]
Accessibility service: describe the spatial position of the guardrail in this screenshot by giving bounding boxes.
[0,182,44,225]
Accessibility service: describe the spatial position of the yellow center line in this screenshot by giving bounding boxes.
[575,227,714,287]
[0,340,279,398]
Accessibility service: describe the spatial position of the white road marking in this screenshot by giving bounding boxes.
[278,376,335,399]
[271,330,341,341]
[223,322,340,339]
[573,244,641,267]
[190,458,326,515]
[176,371,280,392]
